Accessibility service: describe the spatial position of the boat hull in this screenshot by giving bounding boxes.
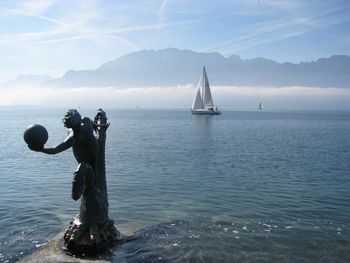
[191,109,221,115]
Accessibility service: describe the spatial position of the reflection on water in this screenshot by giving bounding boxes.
[192,114,215,128]
[0,108,350,262]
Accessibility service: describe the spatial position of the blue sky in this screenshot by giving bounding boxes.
[0,0,350,84]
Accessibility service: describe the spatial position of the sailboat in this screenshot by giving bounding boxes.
[258,101,263,110]
[191,67,221,115]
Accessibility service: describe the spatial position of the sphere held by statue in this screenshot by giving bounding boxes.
[23,124,48,148]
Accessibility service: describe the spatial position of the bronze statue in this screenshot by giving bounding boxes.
[27,108,120,255]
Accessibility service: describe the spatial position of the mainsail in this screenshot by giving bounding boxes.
[201,67,214,107]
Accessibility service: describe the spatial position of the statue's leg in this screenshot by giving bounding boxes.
[72,163,87,201]
[75,164,98,241]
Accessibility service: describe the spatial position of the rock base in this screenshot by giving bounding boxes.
[62,216,122,256]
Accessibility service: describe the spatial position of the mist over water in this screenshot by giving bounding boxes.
[0,108,349,262]
[0,85,350,111]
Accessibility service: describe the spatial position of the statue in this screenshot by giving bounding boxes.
[25,109,120,255]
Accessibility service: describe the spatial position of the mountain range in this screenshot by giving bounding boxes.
[5,48,350,88]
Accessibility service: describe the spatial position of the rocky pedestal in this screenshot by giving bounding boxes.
[62,216,122,256]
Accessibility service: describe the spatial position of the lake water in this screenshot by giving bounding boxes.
[0,108,349,262]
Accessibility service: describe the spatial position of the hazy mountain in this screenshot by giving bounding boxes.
[30,49,350,88]
[2,74,52,87]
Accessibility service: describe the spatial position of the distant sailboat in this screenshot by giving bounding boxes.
[191,67,221,115]
[259,101,263,110]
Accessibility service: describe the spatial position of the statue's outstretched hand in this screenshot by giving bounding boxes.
[28,144,43,152]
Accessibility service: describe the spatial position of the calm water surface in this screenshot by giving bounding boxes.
[0,108,349,262]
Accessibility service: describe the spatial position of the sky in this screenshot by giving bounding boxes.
[0,0,350,83]
[0,0,350,109]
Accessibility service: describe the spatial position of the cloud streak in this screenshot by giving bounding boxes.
[158,0,169,27]
[0,5,139,50]
[18,0,58,14]
[0,1,193,50]
[203,2,350,54]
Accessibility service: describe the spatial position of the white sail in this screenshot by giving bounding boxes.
[259,101,263,110]
[192,84,204,110]
[201,67,214,107]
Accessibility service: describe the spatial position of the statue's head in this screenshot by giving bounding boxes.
[62,109,81,128]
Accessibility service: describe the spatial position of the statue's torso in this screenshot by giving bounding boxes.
[72,118,98,170]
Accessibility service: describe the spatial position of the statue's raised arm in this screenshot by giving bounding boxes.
[30,134,74,154]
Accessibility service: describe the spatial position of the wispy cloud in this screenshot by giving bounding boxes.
[203,3,350,55]
[0,1,192,49]
[158,0,169,27]
[18,0,58,14]
[0,5,139,50]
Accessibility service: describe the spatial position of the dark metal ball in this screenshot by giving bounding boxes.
[23,124,48,148]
